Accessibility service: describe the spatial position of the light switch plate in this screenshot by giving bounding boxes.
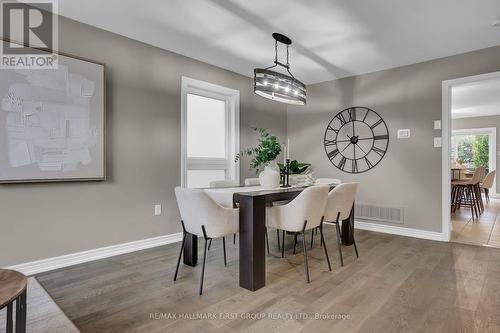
[434,137,442,148]
[154,204,162,216]
[434,120,441,130]
[397,129,411,139]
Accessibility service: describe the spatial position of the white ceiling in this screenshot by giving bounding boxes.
[58,0,500,84]
[452,77,500,119]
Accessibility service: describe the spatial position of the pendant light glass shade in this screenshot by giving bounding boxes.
[254,33,306,105]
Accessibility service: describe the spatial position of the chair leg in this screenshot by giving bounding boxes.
[233,234,236,244]
[349,219,359,258]
[200,226,209,295]
[222,236,227,267]
[6,302,12,333]
[485,188,490,203]
[310,228,314,249]
[277,229,281,251]
[174,232,187,281]
[320,219,332,271]
[477,184,484,212]
[208,238,212,250]
[293,233,298,254]
[301,221,310,283]
[335,222,344,267]
[282,230,285,258]
[265,228,270,254]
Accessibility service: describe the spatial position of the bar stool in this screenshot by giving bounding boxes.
[0,269,27,333]
[452,166,484,220]
[480,171,496,203]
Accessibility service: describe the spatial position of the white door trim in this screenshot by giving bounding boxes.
[442,70,500,242]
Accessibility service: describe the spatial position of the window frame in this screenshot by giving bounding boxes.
[181,77,240,188]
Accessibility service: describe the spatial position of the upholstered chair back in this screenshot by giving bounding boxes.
[471,166,485,184]
[324,183,358,222]
[267,185,329,232]
[174,187,239,238]
[482,171,496,189]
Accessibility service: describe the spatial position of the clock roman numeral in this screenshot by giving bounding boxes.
[338,113,347,126]
[370,119,383,129]
[338,156,347,170]
[348,108,356,122]
[365,157,373,168]
[362,109,370,122]
[373,134,389,140]
[372,146,385,156]
[327,148,340,160]
[324,139,337,146]
[327,125,339,134]
[352,159,358,173]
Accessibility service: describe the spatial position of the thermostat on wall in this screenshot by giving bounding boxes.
[397,129,411,139]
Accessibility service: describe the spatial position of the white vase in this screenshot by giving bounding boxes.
[258,162,281,188]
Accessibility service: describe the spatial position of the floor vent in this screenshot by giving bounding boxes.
[354,203,404,225]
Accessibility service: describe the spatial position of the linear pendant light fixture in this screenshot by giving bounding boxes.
[254,33,306,105]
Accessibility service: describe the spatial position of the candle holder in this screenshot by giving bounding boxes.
[281,159,291,188]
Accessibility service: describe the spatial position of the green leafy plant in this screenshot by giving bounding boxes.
[277,160,311,175]
[235,128,282,173]
[472,135,489,172]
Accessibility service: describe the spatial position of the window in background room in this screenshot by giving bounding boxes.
[451,127,496,193]
[181,77,240,188]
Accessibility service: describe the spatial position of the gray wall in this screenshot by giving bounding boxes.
[0,16,286,267]
[287,45,500,233]
[453,115,500,192]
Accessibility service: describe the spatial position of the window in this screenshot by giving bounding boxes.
[451,127,496,193]
[181,77,240,188]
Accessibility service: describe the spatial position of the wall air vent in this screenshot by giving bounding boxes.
[354,203,404,225]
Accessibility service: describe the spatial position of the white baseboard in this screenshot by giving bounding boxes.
[354,220,446,241]
[7,221,446,276]
[7,233,183,276]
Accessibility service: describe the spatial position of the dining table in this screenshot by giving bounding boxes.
[182,185,355,292]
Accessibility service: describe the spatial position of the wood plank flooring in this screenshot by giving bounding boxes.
[36,228,500,333]
[451,198,500,247]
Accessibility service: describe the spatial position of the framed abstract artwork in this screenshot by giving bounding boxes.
[0,40,105,182]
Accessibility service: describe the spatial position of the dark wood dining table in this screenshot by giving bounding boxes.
[182,186,355,292]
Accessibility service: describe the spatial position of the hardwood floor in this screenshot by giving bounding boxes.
[451,197,500,247]
[36,228,500,333]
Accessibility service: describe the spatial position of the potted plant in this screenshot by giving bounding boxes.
[278,160,312,185]
[235,128,282,188]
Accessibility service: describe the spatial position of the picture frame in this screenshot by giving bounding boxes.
[0,38,106,183]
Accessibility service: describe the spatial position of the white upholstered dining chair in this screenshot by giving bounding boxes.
[323,183,358,267]
[266,185,331,282]
[209,179,240,244]
[209,180,240,188]
[174,187,239,295]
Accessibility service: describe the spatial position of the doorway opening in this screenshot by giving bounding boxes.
[442,71,500,247]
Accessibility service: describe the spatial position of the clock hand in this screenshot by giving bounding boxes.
[355,143,368,155]
[340,143,351,153]
[353,141,356,161]
[357,137,375,141]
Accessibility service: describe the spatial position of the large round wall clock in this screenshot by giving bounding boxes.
[324,107,389,173]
